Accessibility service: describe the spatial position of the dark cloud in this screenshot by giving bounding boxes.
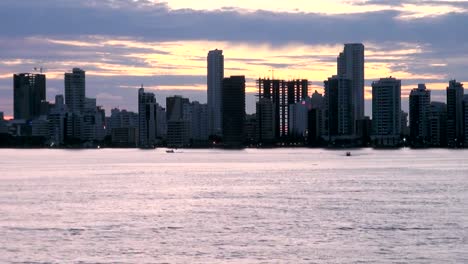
[0,0,467,46]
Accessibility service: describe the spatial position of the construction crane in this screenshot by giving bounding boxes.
[33,67,46,73]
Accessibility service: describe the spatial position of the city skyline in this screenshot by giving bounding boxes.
[1,0,468,118]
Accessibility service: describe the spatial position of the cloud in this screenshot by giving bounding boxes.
[1,0,468,117]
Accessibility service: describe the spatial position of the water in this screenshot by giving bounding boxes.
[0,148,467,263]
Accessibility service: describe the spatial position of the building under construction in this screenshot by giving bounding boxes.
[256,78,309,140]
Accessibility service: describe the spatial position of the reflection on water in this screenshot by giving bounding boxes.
[0,148,467,263]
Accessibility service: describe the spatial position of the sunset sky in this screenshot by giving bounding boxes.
[1,0,468,117]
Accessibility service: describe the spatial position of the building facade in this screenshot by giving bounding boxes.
[337,43,365,126]
[371,77,401,147]
[446,80,464,147]
[13,73,46,120]
[222,76,246,148]
[65,68,86,114]
[138,87,157,147]
[409,84,431,146]
[207,49,224,136]
[324,75,353,139]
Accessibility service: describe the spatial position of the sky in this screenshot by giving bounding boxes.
[1,0,468,118]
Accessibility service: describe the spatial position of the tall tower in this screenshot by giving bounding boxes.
[65,68,85,114]
[138,86,157,147]
[446,80,464,147]
[222,76,245,148]
[207,49,224,136]
[13,73,46,120]
[337,43,365,126]
[409,84,431,146]
[372,77,401,147]
[324,75,353,138]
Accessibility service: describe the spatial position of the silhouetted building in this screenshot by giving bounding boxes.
[464,95,468,146]
[337,43,365,125]
[409,84,431,146]
[372,77,401,147]
[13,73,46,120]
[166,96,192,146]
[65,68,85,114]
[48,95,67,145]
[429,102,447,147]
[207,49,224,136]
[166,95,190,121]
[256,98,276,144]
[185,101,209,142]
[223,76,245,148]
[138,87,157,147]
[257,78,308,139]
[244,114,257,145]
[401,110,409,138]
[446,80,464,147]
[109,108,138,146]
[324,75,353,139]
[167,120,191,147]
[0,112,7,134]
[156,105,167,140]
[289,97,312,140]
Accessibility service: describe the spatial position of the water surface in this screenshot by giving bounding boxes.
[0,148,467,263]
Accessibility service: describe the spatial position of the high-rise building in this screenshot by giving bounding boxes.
[446,80,464,147]
[65,68,86,114]
[409,84,431,146]
[429,102,447,147]
[48,95,67,145]
[156,105,167,139]
[371,77,401,147]
[257,78,309,139]
[109,108,139,146]
[324,75,353,138]
[207,49,224,136]
[337,43,365,124]
[166,95,190,121]
[13,73,46,120]
[138,87,157,147]
[256,98,276,144]
[222,76,245,148]
[186,101,209,142]
[464,95,468,146]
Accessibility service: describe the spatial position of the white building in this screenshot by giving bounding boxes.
[207,49,224,136]
[372,77,401,146]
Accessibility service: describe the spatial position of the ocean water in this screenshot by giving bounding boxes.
[0,148,467,263]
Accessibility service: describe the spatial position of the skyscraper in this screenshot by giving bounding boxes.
[222,76,245,148]
[13,73,46,120]
[429,102,447,147]
[138,87,157,147]
[372,77,401,147]
[324,75,353,138]
[446,80,464,147]
[207,49,224,136]
[65,68,86,114]
[337,43,365,129]
[463,95,468,146]
[409,84,431,146]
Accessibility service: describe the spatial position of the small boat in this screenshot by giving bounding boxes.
[166,149,175,153]
[346,152,352,157]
